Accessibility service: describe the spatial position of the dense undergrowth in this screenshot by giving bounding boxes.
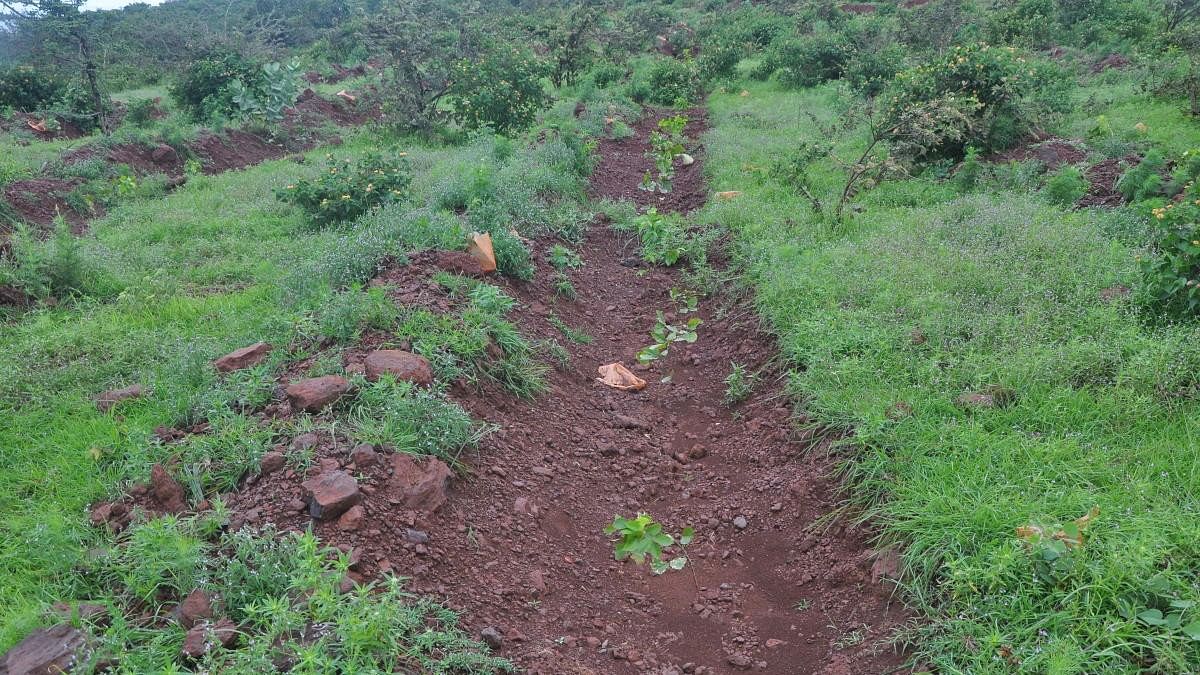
[703,75,1200,672]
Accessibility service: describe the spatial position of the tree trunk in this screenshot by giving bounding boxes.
[74,28,108,135]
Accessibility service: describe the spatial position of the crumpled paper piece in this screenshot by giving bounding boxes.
[597,363,646,391]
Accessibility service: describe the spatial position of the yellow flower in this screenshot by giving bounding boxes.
[341,194,351,200]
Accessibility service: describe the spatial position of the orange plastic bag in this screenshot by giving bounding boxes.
[597,363,646,391]
[467,232,497,273]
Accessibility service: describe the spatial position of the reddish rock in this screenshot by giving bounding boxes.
[95,384,144,412]
[433,251,485,277]
[363,350,433,385]
[389,454,453,513]
[337,504,364,531]
[176,589,213,628]
[150,464,187,513]
[870,549,902,584]
[259,451,285,475]
[0,624,87,674]
[213,342,272,372]
[302,470,361,519]
[89,501,130,532]
[285,375,350,413]
[349,443,378,468]
[50,602,108,625]
[181,618,237,659]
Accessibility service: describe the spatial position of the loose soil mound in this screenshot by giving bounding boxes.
[1,178,91,230]
[213,110,908,673]
[289,88,380,128]
[0,112,87,141]
[65,142,186,177]
[189,130,287,175]
[1078,154,1139,208]
[990,137,1088,170]
[1092,53,1131,73]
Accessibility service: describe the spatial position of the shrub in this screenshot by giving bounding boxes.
[276,152,412,226]
[985,0,1062,48]
[844,43,906,98]
[1117,151,1167,203]
[697,40,742,83]
[764,32,851,88]
[124,97,158,127]
[590,61,627,89]
[627,57,701,107]
[169,53,261,120]
[883,44,1069,161]
[449,45,550,135]
[1139,190,1200,319]
[1043,165,1088,206]
[0,66,64,111]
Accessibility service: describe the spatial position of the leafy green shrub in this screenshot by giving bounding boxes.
[0,218,106,301]
[631,208,690,266]
[277,152,412,226]
[985,0,1061,48]
[1044,165,1088,206]
[1117,151,1167,203]
[697,40,742,83]
[1139,191,1200,319]
[0,66,64,111]
[449,45,550,135]
[124,97,158,127]
[590,61,627,89]
[227,61,301,124]
[844,43,906,98]
[169,53,261,120]
[761,32,850,88]
[883,44,1069,161]
[627,57,701,107]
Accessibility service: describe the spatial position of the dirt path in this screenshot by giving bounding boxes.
[223,108,909,674]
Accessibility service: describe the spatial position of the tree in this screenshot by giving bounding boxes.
[361,0,476,132]
[0,0,110,133]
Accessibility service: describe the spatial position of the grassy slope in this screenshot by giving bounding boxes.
[0,124,547,645]
[702,80,1200,672]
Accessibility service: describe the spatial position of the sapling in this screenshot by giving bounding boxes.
[604,512,695,575]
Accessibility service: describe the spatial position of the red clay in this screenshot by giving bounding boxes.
[217,109,911,673]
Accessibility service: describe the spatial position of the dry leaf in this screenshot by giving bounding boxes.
[466,232,497,273]
[715,191,743,200]
[1016,506,1100,549]
[27,118,47,133]
[335,89,357,104]
[597,363,646,391]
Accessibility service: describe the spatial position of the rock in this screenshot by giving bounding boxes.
[480,627,504,651]
[677,153,694,166]
[50,602,108,625]
[364,350,433,385]
[95,384,144,412]
[728,653,752,669]
[259,452,285,475]
[389,454,453,513]
[613,414,651,431]
[337,504,364,531]
[910,328,927,345]
[870,549,902,584]
[0,624,87,675]
[291,433,319,452]
[150,464,187,513]
[176,589,213,628]
[213,342,272,372]
[286,376,350,413]
[1099,284,1131,303]
[434,251,485,277]
[302,470,361,520]
[956,385,1016,411]
[733,516,748,530]
[349,443,378,468]
[529,570,547,597]
[181,618,237,659]
[403,528,430,544]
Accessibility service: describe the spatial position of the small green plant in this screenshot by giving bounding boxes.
[604,513,694,575]
[1043,165,1088,206]
[631,208,689,266]
[637,311,702,363]
[228,61,302,124]
[640,115,688,194]
[724,362,753,404]
[1117,151,1167,203]
[547,244,583,271]
[552,273,577,299]
[277,152,411,226]
[548,313,592,344]
[448,44,550,135]
[669,287,699,314]
[124,97,159,127]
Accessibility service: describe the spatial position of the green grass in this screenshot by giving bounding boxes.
[704,78,1200,671]
[0,110,590,651]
